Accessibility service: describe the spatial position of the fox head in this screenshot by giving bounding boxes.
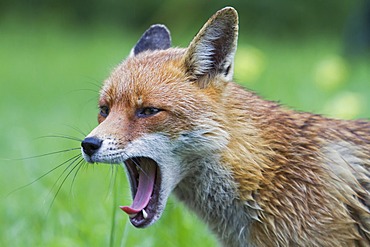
[81,7,238,227]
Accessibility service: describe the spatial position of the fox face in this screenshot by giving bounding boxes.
[82,8,238,228]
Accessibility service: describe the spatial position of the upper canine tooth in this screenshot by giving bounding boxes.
[142,209,148,219]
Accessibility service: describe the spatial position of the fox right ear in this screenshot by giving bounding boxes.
[184,7,238,88]
[130,24,171,57]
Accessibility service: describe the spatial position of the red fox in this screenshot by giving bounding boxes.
[81,7,370,247]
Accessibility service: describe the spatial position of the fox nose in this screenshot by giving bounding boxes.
[81,137,103,156]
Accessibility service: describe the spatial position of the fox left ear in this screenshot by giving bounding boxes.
[184,7,238,87]
[130,24,171,56]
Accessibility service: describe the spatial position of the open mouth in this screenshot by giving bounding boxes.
[120,157,161,228]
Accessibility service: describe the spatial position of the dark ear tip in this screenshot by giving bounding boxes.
[133,24,171,56]
[217,7,237,16]
[214,7,238,24]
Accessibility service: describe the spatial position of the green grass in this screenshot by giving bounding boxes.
[0,17,369,247]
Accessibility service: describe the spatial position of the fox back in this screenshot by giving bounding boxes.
[81,7,370,247]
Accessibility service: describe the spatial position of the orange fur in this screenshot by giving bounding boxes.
[82,7,370,247]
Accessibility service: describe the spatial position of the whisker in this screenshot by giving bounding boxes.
[116,150,151,178]
[87,96,98,104]
[48,155,82,196]
[6,153,82,196]
[67,88,99,94]
[80,76,103,91]
[87,80,103,90]
[128,156,149,177]
[106,163,122,198]
[11,148,81,161]
[47,157,85,215]
[69,158,86,195]
[63,124,88,138]
[35,135,83,142]
[122,152,160,192]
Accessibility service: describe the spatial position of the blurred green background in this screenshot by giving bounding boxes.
[1,0,369,246]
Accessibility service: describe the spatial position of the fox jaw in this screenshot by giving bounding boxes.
[81,7,238,228]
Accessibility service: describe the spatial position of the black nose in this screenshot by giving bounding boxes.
[81,137,103,156]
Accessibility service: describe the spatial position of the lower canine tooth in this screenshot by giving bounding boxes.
[129,213,137,218]
[142,209,148,219]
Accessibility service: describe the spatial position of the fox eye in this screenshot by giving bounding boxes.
[99,105,110,118]
[136,107,162,118]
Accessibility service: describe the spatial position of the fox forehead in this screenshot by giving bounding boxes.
[100,48,193,108]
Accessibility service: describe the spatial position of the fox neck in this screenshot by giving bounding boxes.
[174,155,256,247]
[171,84,277,246]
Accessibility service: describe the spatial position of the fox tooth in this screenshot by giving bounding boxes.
[129,213,138,218]
[142,209,148,219]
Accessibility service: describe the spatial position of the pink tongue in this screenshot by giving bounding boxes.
[120,161,156,214]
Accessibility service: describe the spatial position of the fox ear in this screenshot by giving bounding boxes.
[130,24,171,56]
[184,7,238,87]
